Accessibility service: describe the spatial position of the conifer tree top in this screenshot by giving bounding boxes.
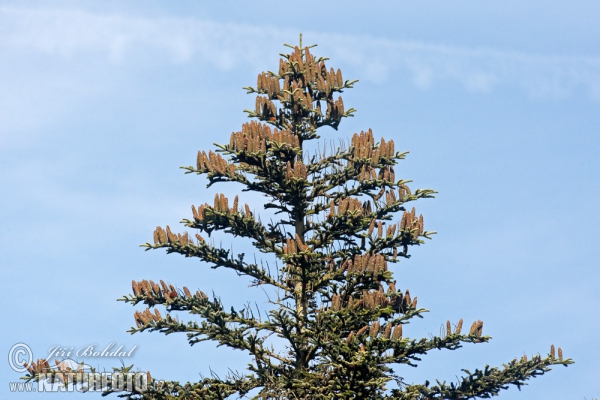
[22,35,573,399]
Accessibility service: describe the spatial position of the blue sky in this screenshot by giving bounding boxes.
[1,1,599,398]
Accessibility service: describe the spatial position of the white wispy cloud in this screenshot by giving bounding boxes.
[319,33,600,98]
[1,5,600,98]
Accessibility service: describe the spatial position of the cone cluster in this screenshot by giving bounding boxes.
[469,320,484,336]
[362,289,391,311]
[328,197,364,218]
[212,193,233,213]
[445,319,464,336]
[344,253,388,277]
[280,46,344,97]
[23,358,87,380]
[283,234,309,255]
[331,293,342,311]
[23,359,51,375]
[346,322,403,344]
[351,129,395,163]
[378,166,396,183]
[280,47,306,75]
[133,308,163,327]
[325,97,345,121]
[358,165,377,181]
[229,121,299,153]
[257,72,281,98]
[549,344,564,361]
[388,289,418,312]
[196,150,235,177]
[391,324,403,340]
[191,204,208,221]
[400,208,424,240]
[398,184,411,201]
[255,96,277,120]
[374,185,412,205]
[331,282,417,314]
[369,321,381,338]
[367,217,398,238]
[230,122,267,154]
[191,195,252,222]
[131,279,185,303]
[153,226,194,246]
[285,161,308,180]
[247,45,350,130]
[280,80,310,106]
[318,66,344,94]
[380,323,404,340]
[384,188,398,207]
[366,219,378,237]
[269,126,300,148]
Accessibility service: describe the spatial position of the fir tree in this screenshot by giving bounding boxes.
[23,36,572,399]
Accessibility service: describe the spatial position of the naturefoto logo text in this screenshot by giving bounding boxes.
[8,342,160,394]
